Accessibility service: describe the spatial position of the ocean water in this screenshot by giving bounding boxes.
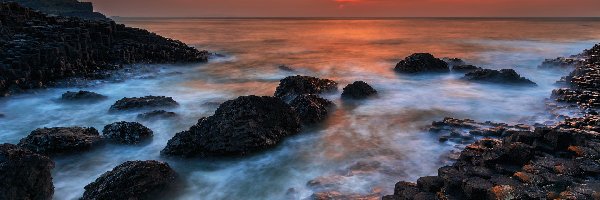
[2,18,600,199]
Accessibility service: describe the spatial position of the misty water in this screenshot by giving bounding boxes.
[2,18,600,199]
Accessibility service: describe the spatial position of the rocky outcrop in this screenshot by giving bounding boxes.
[102,121,153,144]
[0,2,209,97]
[0,0,107,20]
[462,69,537,86]
[341,81,377,99]
[82,160,178,200]
[109,96,179,111]
[452,65,481,73]
[162,95,300,157]
[443,57,466,67]
[274,75,338,101]
[60,90,107,102]
[539,57,582,69]
[552,44,600,109]
[18,127,102,154]
[289,94,334,125]
[0,143,54,200]
[394,53,449,73]
[137,110,177,120]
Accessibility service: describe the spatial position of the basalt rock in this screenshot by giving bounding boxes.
[552,44,600,109]
[109,96,179,111]
[341,81,377,99]
[539,57,582,69]
[18,127,102,155]
[0,0,108,20]
[0,143,54,200]
[452,65,481,73]
[0,2,209,97]
[462,69,537,86]
[102,121,153,144]
[137,110,177,120]
[60,90,107,102]
[289,94,334,125]
[274,75,338,101]
[394,53,449,74]
[443,57,466,67]
[162,95,300,157]
[81,160,178,200]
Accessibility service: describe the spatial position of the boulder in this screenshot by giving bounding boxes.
[109,96,179,111]
[462,69,537,86]
[18,127,102,155]
[394,53,449,73]
[137,110,177,120]
[290,94,334,125]
[274,75,338,101]
[0,143,54,200]
[162,95,300,157]
[81,160,178,200]
[341,81,377,99]
[102,122,153,144]
[452,65,480,73]
[60,90,107,102]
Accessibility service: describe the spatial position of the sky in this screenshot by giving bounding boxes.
[87,0,600,17]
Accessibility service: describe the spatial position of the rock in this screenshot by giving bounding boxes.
[18,127,102,155]
[416,176,444,192]
[274,75,338,101]
[462,69,537,86]
[0,0,108,20]
[394,53,449,73]
[278,65,295,71]
[0,143,54,200]
[60,90,107,102]
[452,65,481,73]
[341,81,377,99]
[0,113,4,118]
[443,57,466,67]
[539,57,581,69]
[109,96,179,111]
[137,110,177,120]
[102,121,153,144]
[289,94,334,125]
[162,95,300,157]
[82,160,178,200]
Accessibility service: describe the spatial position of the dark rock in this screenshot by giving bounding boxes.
[137,110,178,120]
[102,121,153,144]
[539,57,581,69]
[394,53,449,73]
[274,75,338,101]
[0,143,54,200]
[162,95,300,157]
[82,160,178,200]
[109,96,178,111]
[0,113,4,118]
[462,69,537,86]
[278,65,294,71]
[341,81,377,99]
[60,90,107,102]
[289,94,334,125]
[416,176,444,192]
[443,57,466,67]
[18,127,102,154]
[0,0,108,20]
[452,65,481,73]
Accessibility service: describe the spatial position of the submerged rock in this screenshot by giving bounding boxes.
[18,127,102,155]
[462,69,537,86]
[274,75,338,101]
[452,65,481,73]
[102,122,153,144]
[109,96,179,111]
[162,95,300,157]
[137,110,178,120]
[290,94,334,125]
[82,160,178,200]
[394,53,449,73]
[60,90,107,102]
[341,81,377,99]
[0,144,54,200]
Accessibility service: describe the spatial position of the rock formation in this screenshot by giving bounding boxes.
[18,127,102,154]
[395,53,449,73]
[0,143,54,200]
[102,121,153,144]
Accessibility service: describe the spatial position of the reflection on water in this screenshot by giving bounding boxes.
[1,18,600,199]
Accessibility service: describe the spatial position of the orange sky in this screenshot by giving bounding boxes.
[88,0,600,17]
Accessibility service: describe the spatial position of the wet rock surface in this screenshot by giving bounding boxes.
[109,96,179,111]
[0,2,209,97]
[102,121,153,144]
[0,0,108,20]
[137,110,177,120]
[0,143,54,200]
[552,44,600,110]
[82,160,178,200]
[462,69,537,86]
[60,90,107,102]
[442,57,466,67]
[539,57,582,69]
[394,53,449,73]
[341,81,377,99]
[274,75,338,101]
[452,65,481,73]
[18,127,102,155]
[289,94,334,125]
[162,95,300,157]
